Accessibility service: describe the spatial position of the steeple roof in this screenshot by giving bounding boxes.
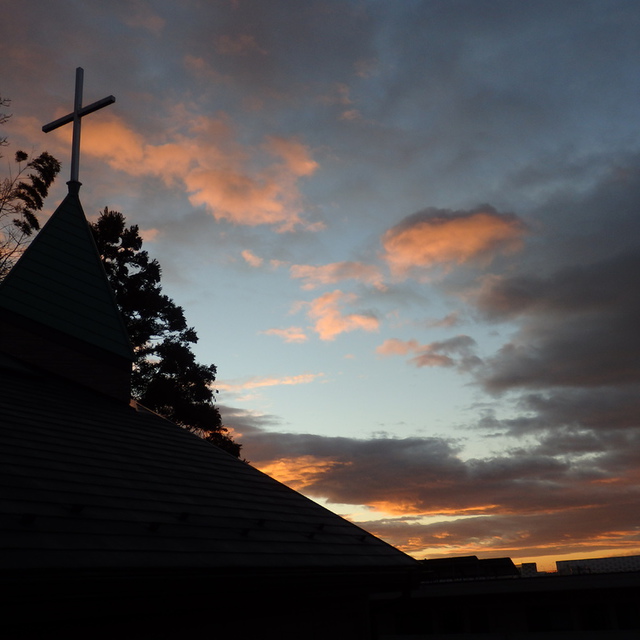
[0,181,133,361]
[0,181,133,400]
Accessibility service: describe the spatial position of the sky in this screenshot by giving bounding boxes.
[2,0,640,571]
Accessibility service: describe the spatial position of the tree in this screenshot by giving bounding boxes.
[91,208,242,458]
[0,95,61,278]
[1,95,11,148]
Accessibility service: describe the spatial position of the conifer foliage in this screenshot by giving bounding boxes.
[91,208,241,458]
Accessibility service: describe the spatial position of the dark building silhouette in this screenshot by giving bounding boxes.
[0,181,417,639]
[374,555,640,638]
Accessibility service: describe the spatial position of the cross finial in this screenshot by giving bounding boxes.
[42,67,115,186]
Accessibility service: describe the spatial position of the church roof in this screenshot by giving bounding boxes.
[0,181,133,362]
[0,363,414,574]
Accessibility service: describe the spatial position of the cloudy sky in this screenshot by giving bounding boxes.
[3,0,640,570]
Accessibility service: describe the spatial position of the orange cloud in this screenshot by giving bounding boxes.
[262,327,308,343]
[382,207,527,277]
[376,338,421,356]
[290,261,386,291]
[241,249,263,267]
[265,136,319,177]
[139,227,160,242]
[56,112,318,232]
[304,290,379,340]
[256,456,348,490]
[217,373,323,392]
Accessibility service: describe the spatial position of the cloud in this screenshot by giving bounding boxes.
[425,312,461,328]
[217,372,323,393]
[377,335,481,370]
[382,206,527,278]
[302,290,379,340]
[318,82,353,107]
[376,338,420,357]
[241,249,263,267]
[475,250,640,393]
[340,109,362,121]
[362,503,640,562]
[218,405,282,438]
[518,387,640,434]
[139,227,160,242]
[290,261,386,290]
[237,426,640,520]
[262,326,308,343]
[56,112,319,232]
[264,136,318,177]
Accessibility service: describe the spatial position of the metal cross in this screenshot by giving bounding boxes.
[42,67,115,184]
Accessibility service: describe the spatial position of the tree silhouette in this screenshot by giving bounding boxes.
[0,96,61,278]
[91,208,241,457]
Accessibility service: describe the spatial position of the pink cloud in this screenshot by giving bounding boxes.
[264,136,319,177]
[217,373,323,392]
[262,327,309,343]
[241,250,263,267]
[304,290,379,340]
[376,338,421,356]
[290,261,386,290]
[139,228,160,242]
[383,206,527,277]
[53,112,318,232]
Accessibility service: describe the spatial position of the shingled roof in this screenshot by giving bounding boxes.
[0,182,416,614]
[0,364,413,573]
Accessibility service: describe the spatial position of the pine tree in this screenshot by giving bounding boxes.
[91,208,241,458]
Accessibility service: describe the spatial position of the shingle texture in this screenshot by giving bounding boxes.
[0,183,133,362]
[0,362,414,572]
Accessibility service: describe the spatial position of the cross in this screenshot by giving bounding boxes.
[42,67,115,184]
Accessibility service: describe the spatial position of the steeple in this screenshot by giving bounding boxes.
[0,181,134,400]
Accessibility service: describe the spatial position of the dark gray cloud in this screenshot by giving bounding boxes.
[475,176,640,393]
[410,334,481,371]
[505,387,640,434]
[225,413,640,518]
